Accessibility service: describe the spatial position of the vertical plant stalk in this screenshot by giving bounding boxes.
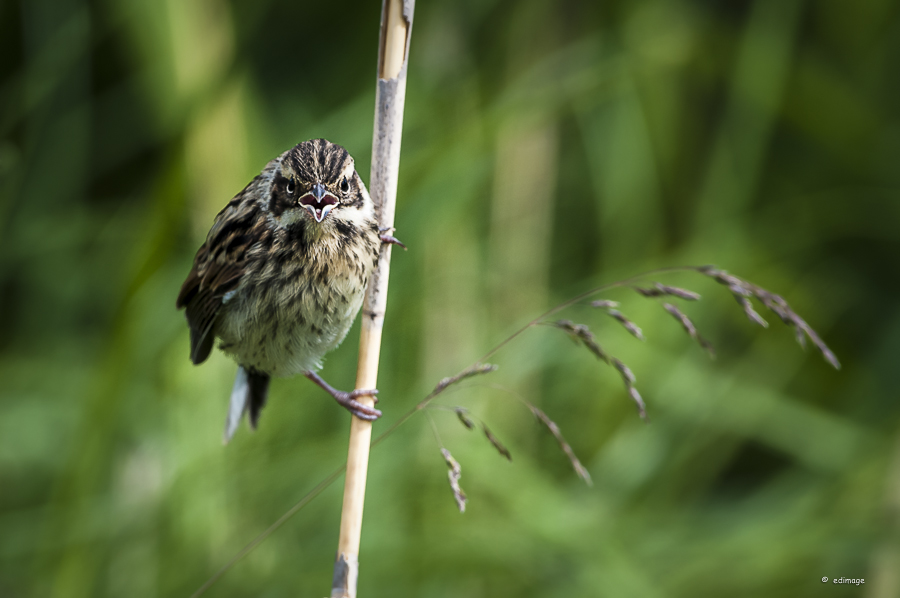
[331,1,414,597]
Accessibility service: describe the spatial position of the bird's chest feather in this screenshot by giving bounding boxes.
[216,223,379,377]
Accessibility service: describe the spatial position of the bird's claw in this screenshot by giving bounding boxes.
[337,389,382,421]
[349,388,379,404]
[378,227,407,250]
[305,371,382,420]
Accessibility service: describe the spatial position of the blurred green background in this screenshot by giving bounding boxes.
[1,0,898,596]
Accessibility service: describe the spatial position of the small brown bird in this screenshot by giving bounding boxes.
[176,139,402,442]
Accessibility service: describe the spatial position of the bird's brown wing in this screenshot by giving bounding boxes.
[176,179,267,365]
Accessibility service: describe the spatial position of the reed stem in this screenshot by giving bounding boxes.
[330,1,414,596]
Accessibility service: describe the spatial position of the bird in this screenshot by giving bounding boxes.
[176,139,404,442]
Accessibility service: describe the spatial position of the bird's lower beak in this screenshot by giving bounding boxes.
[303,202,335,223]
[300,183,338,222]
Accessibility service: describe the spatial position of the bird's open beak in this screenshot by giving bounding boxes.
[299,183,338,223]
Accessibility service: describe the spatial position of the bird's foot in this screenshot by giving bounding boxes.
[304,371,382,421]
[378,226,407,250]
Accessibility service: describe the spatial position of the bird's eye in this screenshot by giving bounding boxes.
[286,178,295,195]
[340,177,349,194]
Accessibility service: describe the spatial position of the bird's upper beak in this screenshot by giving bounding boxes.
[299,183,338,223]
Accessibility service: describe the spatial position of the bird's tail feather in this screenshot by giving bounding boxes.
[224,367,249,443]
[247,369,270,429]
[223,366,271,443]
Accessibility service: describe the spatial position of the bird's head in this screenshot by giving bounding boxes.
[270,139,371,229]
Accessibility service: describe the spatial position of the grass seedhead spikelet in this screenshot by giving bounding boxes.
[590,299,620,309]
[441,448,467,513]
[527,404,592,486]
[432,363,500,395]
[635,283,701,301]
[454,407,475,430]
[482,424,512,461]
[697,266,840,369]
[662,302,716,358]
[552,320,610,363]
[606,309,646,341]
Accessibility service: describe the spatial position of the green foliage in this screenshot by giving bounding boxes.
[1,0,897,596]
